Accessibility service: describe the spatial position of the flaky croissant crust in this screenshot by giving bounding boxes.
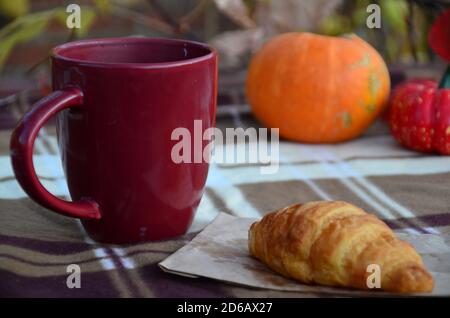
[249,201,434,293]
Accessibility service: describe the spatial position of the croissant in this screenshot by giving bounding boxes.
[248,201,434,293]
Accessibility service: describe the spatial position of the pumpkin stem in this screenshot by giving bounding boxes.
[439,65,450,88]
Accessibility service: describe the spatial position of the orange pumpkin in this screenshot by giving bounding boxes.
[246,32,390,143]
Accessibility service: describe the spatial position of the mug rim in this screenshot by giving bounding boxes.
[52,37,217,69]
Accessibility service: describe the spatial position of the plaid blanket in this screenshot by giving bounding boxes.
[1,94,450,297]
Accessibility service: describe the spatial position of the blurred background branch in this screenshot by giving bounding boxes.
[1,0,449,73]
[0,0,449,111]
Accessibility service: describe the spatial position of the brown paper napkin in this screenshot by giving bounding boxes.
[159,213,450,296]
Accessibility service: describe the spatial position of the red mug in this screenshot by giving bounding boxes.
[10,37,218,244]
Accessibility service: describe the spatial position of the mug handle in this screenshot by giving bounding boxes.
[10,87,101,219]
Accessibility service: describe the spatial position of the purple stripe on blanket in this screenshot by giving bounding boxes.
[139,264,230,298]
[384,212,450,230]
[0,269,120,297]
[0,233,93,255]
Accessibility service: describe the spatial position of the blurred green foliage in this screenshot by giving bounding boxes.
[0,0,446,73]
[0,1,100,71]
[0,0,30,18]
[319,0,433,63]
